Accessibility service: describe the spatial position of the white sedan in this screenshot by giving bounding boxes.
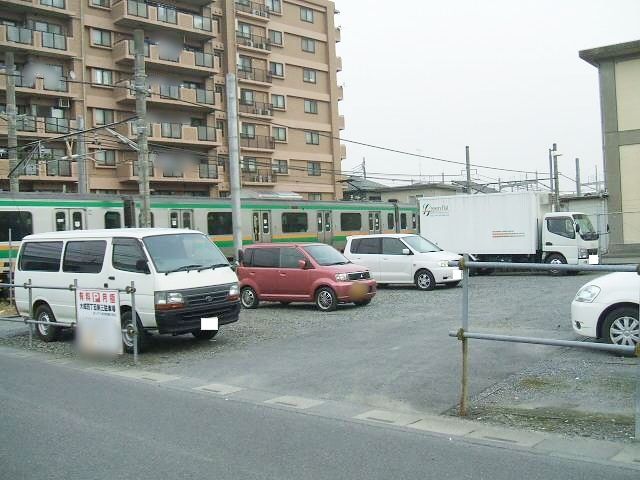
[571,272,639,346]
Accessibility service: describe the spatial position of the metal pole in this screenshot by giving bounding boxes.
[552,144,560,211]
[226,73,243,262]
[27,279,33,348]
[465,146,471,194]
[8,228,13,307]
[575,158,581,197]
[76,116,88,194]
[130,281,138,364]
[459,253,470,416]
[134,29,151,228]
[636,268,640,442]
[548,148,553,196]
[6,51,19,193]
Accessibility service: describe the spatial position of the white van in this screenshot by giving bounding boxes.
[14,229,240,352]
[343,234,462,290]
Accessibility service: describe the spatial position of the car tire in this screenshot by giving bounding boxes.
[240,287,259,309]
[121,310,148,354]
[192,330,219,340]
[354,299,371,306]
[414,269,436,291]
[315,287,337,312]
[602,306,639,346]
[545,253,567,276]
[34,304,59,342]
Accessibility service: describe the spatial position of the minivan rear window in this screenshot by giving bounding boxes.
[19,242,63,272]
[350,238,381,254]
[63,240,107,274]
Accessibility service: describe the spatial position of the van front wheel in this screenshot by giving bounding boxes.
[121,310,147,354]
[34,304,59,342]
[415,270,436,291]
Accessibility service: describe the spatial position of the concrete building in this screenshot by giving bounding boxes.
[0,0,345,200]
[343,178,461,203]
[580,40,640,254]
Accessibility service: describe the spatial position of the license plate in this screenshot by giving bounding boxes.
[588,255,599,265]
[201,317,218,331]
[453,269,462,280]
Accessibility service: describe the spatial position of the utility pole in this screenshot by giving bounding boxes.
[575,157,581,197]
[548,148,554,196]
[134,29,151,227]
[362,157,366,180]
[6,52,19,193]
[76,116,88,194]
[226,73,243,261]
[552,143,560,211]
[465,146,471,194]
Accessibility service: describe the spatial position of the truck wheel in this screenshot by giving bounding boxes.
[315,287,337,312]
[192,330,218,340]
[603,307,639,346]
[415,269,436,291]
[34,304,59,342]
[545,254,566,276]
[240,287,259,309]
[121,310,147,354]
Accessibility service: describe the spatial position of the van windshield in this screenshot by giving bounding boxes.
[303,244,351,266]
[402,235,441,253]
[143,233,229,273]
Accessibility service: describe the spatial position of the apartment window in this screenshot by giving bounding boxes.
[304,99,318,114]
[272,159,288,174]
[237,22,251,38]
[240,89,254,105]
[301,37,316,53]
[94,150,116,166]
[303,68,317,83]
[92,68,112,86]
[272,94,285,109]
[273,127,287,142]
[300,7,314,23]
[94,108,114,126]
[157,5,177,24]
[238,56,252,72]
[269,30,283,46]
[241,123,255,138]
[40,0,65,9]
[307,161,321,176]
[269,62,284,77]
[266,0,281,14]
[90,0,109,7]
[216,120,225,137]
[241,157,257,172]
[309,193,322,201]
[91,28,111,47]
[305,131,320,145]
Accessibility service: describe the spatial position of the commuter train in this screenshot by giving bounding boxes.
[0,192,419,281]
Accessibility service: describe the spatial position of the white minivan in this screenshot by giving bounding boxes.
[14,229,240,352]
[343,234,462,290]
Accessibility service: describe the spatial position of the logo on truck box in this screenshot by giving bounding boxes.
[422,203,449,217]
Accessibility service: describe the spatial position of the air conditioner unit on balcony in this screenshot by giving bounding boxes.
[57,98,70,108]
[251,8,261,16]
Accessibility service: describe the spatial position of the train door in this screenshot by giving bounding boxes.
[316,211,333,244]
[169,210,194,229]
[368,211,381,234]
[252,211,272,243]
[54,209,86,231]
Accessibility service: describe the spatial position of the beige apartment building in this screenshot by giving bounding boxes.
[0,0,345,200]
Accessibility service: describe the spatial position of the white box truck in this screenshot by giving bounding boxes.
[419,192,600,268]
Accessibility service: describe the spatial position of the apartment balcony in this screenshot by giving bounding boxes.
[0,0,73,18]
[337,84,344,101]
[118,122,221,147]
[0,25,75,58]
[115,81,219,110]
[6,158,75,182]
[335,27,341,42]
[235,0,269,21]
[0,74,75,99]
[336,56,343,72]
[113,39,219,76]
[236,32,271,53]
[111,0,216,40]
[242,168,277,186]
[338,115,345,130]
[0,115,73,139]
[340,144,347,160]
[237,67,272,86]
[240,134,275,152]
[238,101,273,119]
[117,160,220,183]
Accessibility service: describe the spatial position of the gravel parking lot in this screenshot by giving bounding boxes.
[1,273,637,441]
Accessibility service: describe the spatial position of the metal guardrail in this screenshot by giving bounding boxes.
[448,256,640,441]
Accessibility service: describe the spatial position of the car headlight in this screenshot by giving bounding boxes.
[439,261,449,267]
[575,285,600,303]
[578,248,589,259]
[155,291,185,310]
[335,273,350,282]
[228,283,240,301]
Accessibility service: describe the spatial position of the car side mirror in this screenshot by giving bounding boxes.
[298,259,307,269]
[136,259,150,274]
[402,248,411,255]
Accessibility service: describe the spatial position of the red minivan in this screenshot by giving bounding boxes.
[237,243,376,311]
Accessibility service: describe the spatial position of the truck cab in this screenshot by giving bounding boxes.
[542,212,599,265]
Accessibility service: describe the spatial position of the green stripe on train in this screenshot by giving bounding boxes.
[0,200,123,208]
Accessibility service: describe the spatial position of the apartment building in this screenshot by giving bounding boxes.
[0,0,345,200]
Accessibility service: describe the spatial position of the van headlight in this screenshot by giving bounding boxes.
[228,283,240,301]
[578,248,589,259]
[335,273,350,282]
[575,285,600,303]
[155,291,185,310]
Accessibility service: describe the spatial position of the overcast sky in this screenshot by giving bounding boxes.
[335,0,640,192]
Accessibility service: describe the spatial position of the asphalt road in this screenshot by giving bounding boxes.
[1,355,636,480]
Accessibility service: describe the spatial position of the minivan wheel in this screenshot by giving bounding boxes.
[192,330,218,340]
[34,304,59,342]
[315,287,337,312]
[240,287,259,309]
[415,269,436,291]
[603,307,639,346]
[121,310,147,354]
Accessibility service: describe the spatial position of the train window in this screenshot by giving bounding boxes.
[412,213,417,229]
[282,212,307,233]
[72,212,83,230]
[387,213,395,230]
[207,212,232,235]
[0,211,33,241]
[104,212,122,229]
[400,213,407,230]
[19,241,62,272]
[170,212,179,228]
[368,213,374,231]
[262,212,270,234]
[340,213,361,231]
[55,211,66,231]
[182,211,192,229]
[63,240,106,274]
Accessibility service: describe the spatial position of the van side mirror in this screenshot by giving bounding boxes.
[402,248,411,255]
[607,224,610,233]
[575,224,580,233]
[297,259,307,269]
[136,259,150,274]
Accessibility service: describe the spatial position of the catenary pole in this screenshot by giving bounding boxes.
[76,116,88,193]
[226,73,243,261]
[6,52,19,192]
[134,29,151,227]
[465,146,471,194]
